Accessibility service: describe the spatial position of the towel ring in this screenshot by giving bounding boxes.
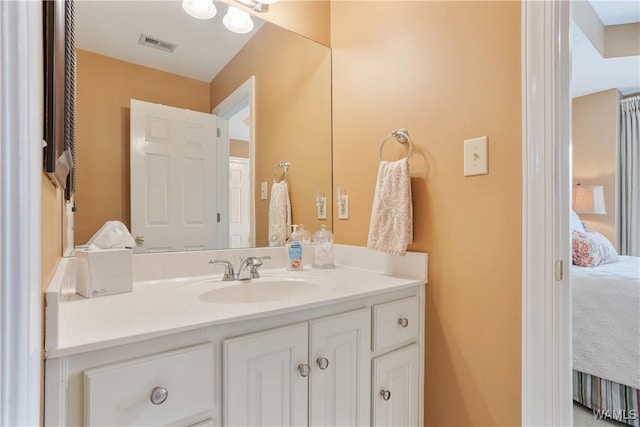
[273,161,290,183]
[379,129,413,161]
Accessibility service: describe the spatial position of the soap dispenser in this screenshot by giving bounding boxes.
[312,225,335,269]
[286,225,303,271]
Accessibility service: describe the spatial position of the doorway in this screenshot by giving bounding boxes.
[213,76,256,249]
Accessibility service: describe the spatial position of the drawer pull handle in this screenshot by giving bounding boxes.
[398,317,409,328]
[316,357,329,370]
[298,364,311,377]
[150,386,168,405]
[379,389,392,401]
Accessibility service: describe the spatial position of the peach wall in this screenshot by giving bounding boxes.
[219,0,331,47]
[331,2,522,425]
[230,139,250,158]
[41,173,62,289]
[572,89,620,247]
[75,49,210,245]
[210,24,332,247]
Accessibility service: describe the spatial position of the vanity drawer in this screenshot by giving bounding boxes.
[84,343,214,426]
[372,296,419,352]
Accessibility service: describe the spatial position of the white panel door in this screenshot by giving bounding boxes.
[309,309,370,427]
[130,99,217,253]
[372,345,420,427]
[228,157,250,248]
[223,323,309,427]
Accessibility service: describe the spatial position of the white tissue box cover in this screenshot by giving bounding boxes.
[75,248,133,298]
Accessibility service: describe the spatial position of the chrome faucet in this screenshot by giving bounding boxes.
[209,259,236,281]
[236,256,271,280]
[209,256,271,281]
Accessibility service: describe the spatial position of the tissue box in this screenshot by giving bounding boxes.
[75,248,133,298]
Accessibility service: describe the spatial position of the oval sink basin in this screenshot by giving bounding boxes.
[198,278,322,304]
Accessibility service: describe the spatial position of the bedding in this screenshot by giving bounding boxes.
[572,230,620,267]
[572,255,640,390]
[574,370,639,427]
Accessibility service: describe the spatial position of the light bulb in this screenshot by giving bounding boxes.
[182,0,217,20]
[223,6,254,34]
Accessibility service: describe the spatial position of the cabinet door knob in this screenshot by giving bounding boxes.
[379,389,391,401]
[135,235,145,244]
[150,386,168,405]
[316,357,329,370]
[398,317,409,328]
[298,363,311,377]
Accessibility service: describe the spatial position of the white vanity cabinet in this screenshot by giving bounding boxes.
[223,309,370,427]
[370,296,421,427]
[45,280,425,427]
[83,343,215,427]
[223,322,310,427]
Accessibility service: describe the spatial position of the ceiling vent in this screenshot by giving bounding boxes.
[138,34,177,53]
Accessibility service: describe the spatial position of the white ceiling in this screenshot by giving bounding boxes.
[75,1,265,82]
[571,0,640,98]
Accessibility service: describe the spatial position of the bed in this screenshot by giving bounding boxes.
[572,255,640,426]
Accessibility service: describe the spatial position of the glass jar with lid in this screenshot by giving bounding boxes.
[312,225,335,269]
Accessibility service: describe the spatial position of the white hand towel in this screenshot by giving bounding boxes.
[367,158,413,256]
[269,181,291,246]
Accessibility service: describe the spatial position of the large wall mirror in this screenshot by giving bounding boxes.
[72,0,332,253]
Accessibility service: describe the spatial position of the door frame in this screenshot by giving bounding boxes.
[213,76,256,249]
[521,1,573,425]
[0,1,43,425]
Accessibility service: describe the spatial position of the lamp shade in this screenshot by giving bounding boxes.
[573,185,606,214]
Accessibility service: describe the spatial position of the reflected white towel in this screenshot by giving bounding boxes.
[367,158,413,256]
[269,181,291,246]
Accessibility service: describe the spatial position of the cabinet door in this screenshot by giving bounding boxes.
[372,344,420,427]
[309,309,370,427]
[223,323,309,427]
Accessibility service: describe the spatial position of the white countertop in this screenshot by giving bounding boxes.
[45,246,428,359]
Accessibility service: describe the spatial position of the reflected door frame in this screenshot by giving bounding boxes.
[213,76,256,249]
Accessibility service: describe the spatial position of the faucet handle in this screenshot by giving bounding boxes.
[209,259,235,281]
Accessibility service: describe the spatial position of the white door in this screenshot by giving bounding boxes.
[228,157,251,248]
[372,344,420,427]
[309,309,370,427]
[130,99,218,252]
[223,323,309,427]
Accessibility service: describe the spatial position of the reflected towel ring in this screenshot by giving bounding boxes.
[379,128,413,161]
[273,161,290,183]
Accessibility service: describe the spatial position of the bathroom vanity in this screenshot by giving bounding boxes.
[44,246,427,426]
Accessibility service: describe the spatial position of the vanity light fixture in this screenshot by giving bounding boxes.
[182,0,217,19]
[231,0,278,13]
[223,6,254,34]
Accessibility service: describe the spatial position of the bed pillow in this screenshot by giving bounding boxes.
[570,210,586,233]
[572,230,619,267]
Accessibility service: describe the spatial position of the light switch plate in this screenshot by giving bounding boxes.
[464,136,488,176]
[260,181,268,200]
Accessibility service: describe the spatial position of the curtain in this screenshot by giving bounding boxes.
[619,96,640,256]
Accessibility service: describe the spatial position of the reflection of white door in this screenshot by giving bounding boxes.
[130,99,218,252]
[228,157,250,248]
